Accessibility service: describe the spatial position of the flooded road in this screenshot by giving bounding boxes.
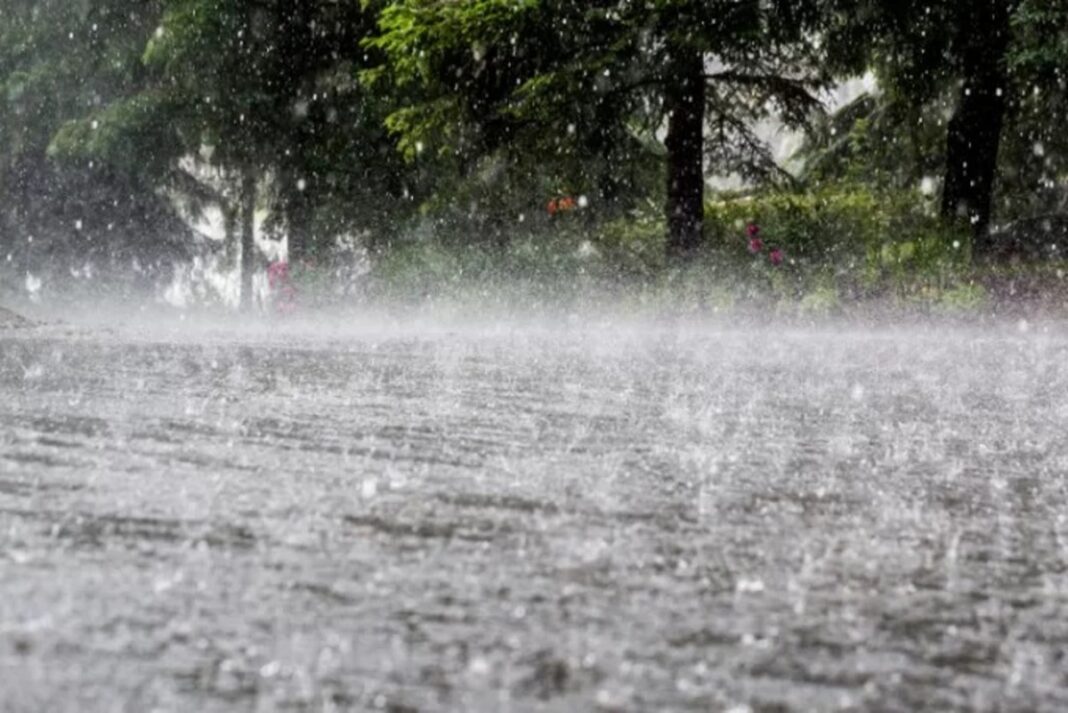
[2,317,1068,712]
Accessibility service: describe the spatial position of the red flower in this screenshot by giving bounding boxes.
[747,223,761,238]
[748,237,764,254]
[559,196,576,211]
[547,199,559,216]
[768,248,784,266]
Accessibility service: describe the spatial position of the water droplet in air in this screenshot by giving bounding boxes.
[259,661,281,678]
[361,479,378,498]
[736,578,765,594]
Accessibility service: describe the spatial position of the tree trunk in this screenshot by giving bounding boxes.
[664,45,706,260]
[223,207,238,270]
[941,0,1013,255]
[283,170,313,264]
[239,169,256,311]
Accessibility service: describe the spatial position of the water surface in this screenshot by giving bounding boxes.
[2,317,1068,712]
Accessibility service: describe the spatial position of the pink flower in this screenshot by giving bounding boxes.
[748,237,764,254]
[747,223,761,238]
[768,248,784,266]
[267,260,298,314]
[267,260,289,288]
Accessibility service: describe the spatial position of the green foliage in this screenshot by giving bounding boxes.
[47,0,419,257]
[797,283,842,316]
[0,0,190,283]
[591,210,668,279]
[656,184,970,305]
[1012,1,1068,70]
[48,91,187,181]
[360,182,984,313]
[936,283,988,312]
[3,0,1068,306]
[815,0,1068,230]
[368,229,612,306]
[1002,0,1068,221]
[706,185,958,268]
[0,1,162,159]
[796,93,946,190]
[367,0,831,252]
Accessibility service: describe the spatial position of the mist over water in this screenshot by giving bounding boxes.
[3,307,1068,712]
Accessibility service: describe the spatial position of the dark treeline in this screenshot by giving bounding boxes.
[1,0,1066,304]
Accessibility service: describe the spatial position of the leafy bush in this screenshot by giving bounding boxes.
[703,184,971,297]
[365,227,614,307]
[364,183,983,312]
[935,283,988,312]
[590,210,667,279]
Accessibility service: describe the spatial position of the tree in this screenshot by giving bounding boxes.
[939,0,1019,247]
[0,0,193,290]
[50,0,417,309]
[820,0,1028,254]
[1002,0,1068,222]
[369,0,827,260]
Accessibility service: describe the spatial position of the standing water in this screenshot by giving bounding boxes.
[2,315,1068,712]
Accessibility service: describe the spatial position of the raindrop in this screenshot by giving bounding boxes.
[360,479,378,499]
[259,661,281,678]
[736,578,765,594]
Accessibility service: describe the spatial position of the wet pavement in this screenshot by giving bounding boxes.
[2,317,1068,712]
